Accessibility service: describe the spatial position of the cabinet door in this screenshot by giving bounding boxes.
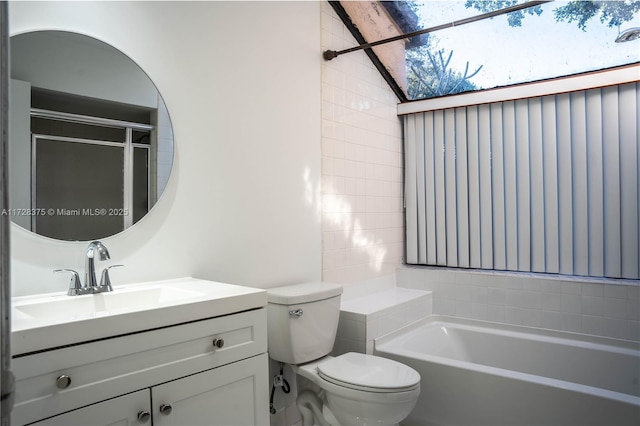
[152,353,269,426]
[28,389,151,426]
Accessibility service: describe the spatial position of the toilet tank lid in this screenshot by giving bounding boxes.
[267,282,343,305]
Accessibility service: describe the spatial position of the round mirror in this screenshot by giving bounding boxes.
[8,31,174,241]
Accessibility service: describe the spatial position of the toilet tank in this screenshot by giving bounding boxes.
[267,282,343,364]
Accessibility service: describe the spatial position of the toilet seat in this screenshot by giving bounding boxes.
[317,353,420,393]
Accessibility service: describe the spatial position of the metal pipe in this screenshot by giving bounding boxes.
[0,1,14,424]
[323,0,552,61]
[328,1,407,101]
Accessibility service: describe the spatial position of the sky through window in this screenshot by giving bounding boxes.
[406,1,640,98]
[336,1,640,101]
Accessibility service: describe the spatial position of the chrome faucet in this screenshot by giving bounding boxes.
[85,241,110,289]
[55,241,122,295]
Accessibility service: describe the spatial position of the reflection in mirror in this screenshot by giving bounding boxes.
[9,31,174,241]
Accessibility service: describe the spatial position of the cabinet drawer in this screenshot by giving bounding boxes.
[12,308,266,425]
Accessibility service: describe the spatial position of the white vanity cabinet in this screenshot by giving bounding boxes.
[11,308,269,426]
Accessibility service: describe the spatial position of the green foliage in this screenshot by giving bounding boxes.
[465,0,640,30]
[464,0,543,26]
[403,0,485,98]
[406,46,482,99]
[554,1,640,31]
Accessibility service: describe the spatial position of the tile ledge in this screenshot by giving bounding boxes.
[341,287,431,316]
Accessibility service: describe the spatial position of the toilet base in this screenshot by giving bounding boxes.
[296,388,404,426]
[298,390,402,426]
[297,390,347,426]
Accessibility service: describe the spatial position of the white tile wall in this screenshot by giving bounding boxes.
[397,266,640,342]
[320,2,403,285]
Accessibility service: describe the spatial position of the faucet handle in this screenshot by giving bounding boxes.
[54,269,82,296]
[99,265,124,292]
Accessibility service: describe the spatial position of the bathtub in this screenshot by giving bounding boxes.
[375,316,640,426]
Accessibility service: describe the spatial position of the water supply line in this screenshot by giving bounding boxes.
[269,363,291,415]
[323,0,552,61]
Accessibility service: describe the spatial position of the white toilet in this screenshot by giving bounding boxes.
[267,282,420,426]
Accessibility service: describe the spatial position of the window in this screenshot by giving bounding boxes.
[331,1,640,101]
[403,80,640,280]
[332,1,640,280]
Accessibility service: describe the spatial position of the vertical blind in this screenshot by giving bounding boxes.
[404,82,639,280]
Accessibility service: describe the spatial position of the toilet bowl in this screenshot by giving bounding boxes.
[295,352,420,426]
[266,282,421,426]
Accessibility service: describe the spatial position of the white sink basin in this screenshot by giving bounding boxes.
[14,285,203,321]
[12,278,267,355]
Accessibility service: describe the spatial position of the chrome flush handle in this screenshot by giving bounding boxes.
[289,308,304,318]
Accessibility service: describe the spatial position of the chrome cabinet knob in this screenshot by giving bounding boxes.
[212,338,225,349]
[137,411,151,423]
[159,404,173,416]
[55,374,72,389]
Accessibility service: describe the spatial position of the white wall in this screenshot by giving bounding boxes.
[320,2,404,286]
[9,1,323,296]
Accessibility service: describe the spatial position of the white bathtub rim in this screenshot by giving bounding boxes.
[375,315,640,353]
[374,315,640,407]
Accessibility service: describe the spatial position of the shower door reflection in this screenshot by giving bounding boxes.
[30,111,152,241]
[33,136,126,240]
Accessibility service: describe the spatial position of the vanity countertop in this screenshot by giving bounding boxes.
[11,277,267,355]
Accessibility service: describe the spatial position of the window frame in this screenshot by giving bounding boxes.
[398,63,640,115]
